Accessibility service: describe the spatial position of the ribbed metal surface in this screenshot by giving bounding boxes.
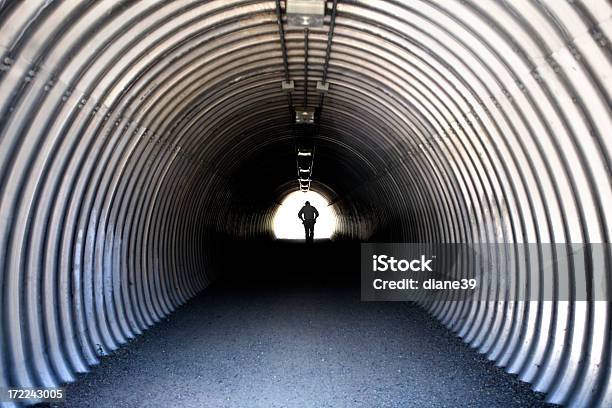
[0,1,610,407]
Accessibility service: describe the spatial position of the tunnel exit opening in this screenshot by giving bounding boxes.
[273,190,337,240]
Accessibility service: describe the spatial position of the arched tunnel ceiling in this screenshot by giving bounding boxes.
[0,1,611,407]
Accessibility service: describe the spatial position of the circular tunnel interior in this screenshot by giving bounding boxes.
[0,1,611,407]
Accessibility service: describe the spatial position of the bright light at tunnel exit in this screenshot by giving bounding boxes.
[273,190,337,239]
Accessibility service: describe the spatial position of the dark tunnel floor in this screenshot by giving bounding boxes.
[57,240,551,408]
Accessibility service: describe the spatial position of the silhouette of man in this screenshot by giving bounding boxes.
[298,201,319,242]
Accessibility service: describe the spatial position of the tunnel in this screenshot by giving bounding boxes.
[0,0,611,407]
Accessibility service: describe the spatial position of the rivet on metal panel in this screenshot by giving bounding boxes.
[568,45,581,60]
[1,56,12,71]
[589,28,607,46]
[547,56,560,72]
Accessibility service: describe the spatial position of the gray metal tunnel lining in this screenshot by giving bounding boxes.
[408,1,608,398]
[340,17,520,247]
[330,2,608,402]
[318,78,476,244]
[0,0,544,378]
[460,1,608,245]
[310,27,506,245]
[394,0,608,242]
[3,2,610,404]
[179,31,476,245]
[129,11,482,249]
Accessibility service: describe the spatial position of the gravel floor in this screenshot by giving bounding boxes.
[54,241,552,408]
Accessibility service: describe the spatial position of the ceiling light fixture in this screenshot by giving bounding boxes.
[287,0,325,27]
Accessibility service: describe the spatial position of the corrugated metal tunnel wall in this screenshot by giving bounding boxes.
[0,1,610,406]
